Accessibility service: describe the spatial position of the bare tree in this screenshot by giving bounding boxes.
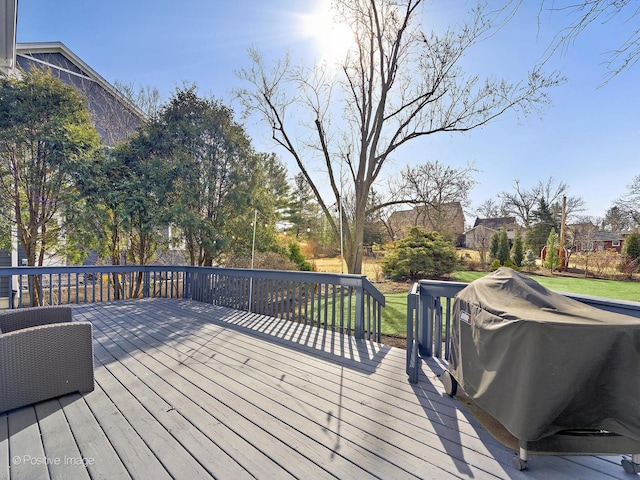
[475,198,507,219]
[604,205,633,231]
[568,216,601,277]
[498,179,540,226]
[499,177,584,227]
[402,160,477,235]
[615,174,640,226]
[537,176,586,223]
[471,226,494,267]
[530,0,640,83]
[237,0,562,273]
[113,81,161,120]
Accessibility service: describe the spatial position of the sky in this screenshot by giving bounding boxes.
[15,0,639,225]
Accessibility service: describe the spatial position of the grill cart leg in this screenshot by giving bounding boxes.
[512,445,528,471]
[621,454,640,474]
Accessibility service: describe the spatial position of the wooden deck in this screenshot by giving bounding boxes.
[1,298,634,479]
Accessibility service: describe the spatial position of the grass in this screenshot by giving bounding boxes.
[381,270,640,339]
[380,292,408,336]
[308,255,640,339]
[452,270,640,302]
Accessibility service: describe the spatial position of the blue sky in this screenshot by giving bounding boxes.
[16,0,639,223]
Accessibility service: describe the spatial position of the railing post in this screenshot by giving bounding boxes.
[434,299,443,358]
[143,269,150,298]
[418,292,433,357]
[183,269,190,299]
[355,281,364,339]
[406,284,420,383]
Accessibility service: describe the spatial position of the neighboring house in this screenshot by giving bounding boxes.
[464,224,496,251]
[573,231,626,253]
[15,42,144,145]
[464,217,518,249]
[568,221,627,254]
[387,203,465,243]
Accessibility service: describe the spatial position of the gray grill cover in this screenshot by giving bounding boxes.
[450,267,640,443]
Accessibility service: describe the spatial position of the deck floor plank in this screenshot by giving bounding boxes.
[0,414,8,480]
[131,301,623,480]
[178,325,512,478]
[7,407,48,479]
[91,332,269,480]
[89,305,381,480]
[4,298,634,479]
[86,304,310,479]
[81,361,175,480]
[121,327,443,479]
[57,393,131,480]
[116,305,497,479]
[34,399,90,480]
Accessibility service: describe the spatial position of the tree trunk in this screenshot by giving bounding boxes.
[347,193,368,275]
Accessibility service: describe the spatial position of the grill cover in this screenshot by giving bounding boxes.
[450,267,640,443]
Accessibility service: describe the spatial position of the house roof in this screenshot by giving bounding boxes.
[465,223,497,234]
[473,217,517,229]
[387,202,465,235]
[388,203,463,221]
[592,231,626,242]
[16,42,145,120]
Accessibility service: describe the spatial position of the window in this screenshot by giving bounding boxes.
[612,240,620,247]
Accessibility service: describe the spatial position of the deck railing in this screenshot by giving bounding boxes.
[0,265,385,342]
[406,278,640,383]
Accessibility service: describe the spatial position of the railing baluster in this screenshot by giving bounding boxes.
[0,266,388,342]
[318,283,323,329]
[331,285,336,331]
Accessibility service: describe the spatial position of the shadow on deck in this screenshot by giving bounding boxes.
[1,298,633,479]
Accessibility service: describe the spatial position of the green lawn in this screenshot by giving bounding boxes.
[451,271,640,302]
[380,292,408,336]
[380,271,640,337]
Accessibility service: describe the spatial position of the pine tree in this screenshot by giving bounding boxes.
[381,227,457,280]
[511,230,524,267]
[524,249,537,271]
[621,230,640,278]
[489,232,499,261]
[528,198,557,255]
[543,228,560,272]
[497,229,510,265]
[624,231,640,261]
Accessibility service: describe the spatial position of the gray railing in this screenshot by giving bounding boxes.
[0,265,385,342]
[407,278,640,383]
[188,267,385,340]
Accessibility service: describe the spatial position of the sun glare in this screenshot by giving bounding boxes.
[300,1,355,65]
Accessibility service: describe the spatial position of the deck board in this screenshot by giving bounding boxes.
[7,407,48,479]
[91,343,255,480]
[93,307,380,480]
[122,307,495,479]
[2,298,635,479]
[84,361,178,480]
[34,399,89,480]
[0,413,8,480]
[57,393,131,480]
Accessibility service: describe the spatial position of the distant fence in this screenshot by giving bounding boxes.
[0,265,385,342]
[406,279,640,383]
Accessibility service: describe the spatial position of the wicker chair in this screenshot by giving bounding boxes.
[0,306,94,413]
